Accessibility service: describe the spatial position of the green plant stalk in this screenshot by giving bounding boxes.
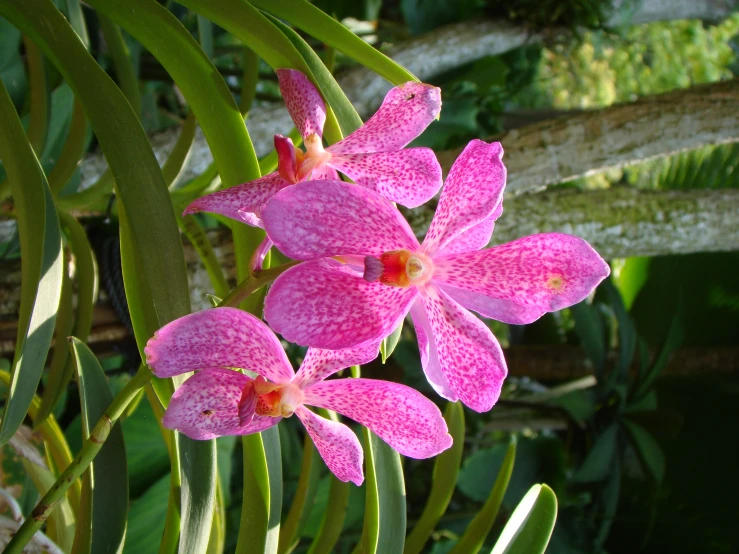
[22,35,48,154]
[250,0,417,84]
[449,438,517,554]
[278,435,317,554]
[98,14,141,115]
[219,261,301,308]
[404,402,465,554]
[48,98,88,195]
[3,366,153,554]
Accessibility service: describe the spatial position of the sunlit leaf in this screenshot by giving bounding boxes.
[490,484,558,554]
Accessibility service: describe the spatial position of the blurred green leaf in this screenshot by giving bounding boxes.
[603,278,637,386]
[405,401,465,554]
[570,300,607,378]
[305,475,351,554]
[380,322,404,364]
[450,437,516,554]
[0,17,26,107]
[0,75,64,446]
[252,0,416,84]
[615,257,650,310]
[22,36,48,154]
[70,338,128,554]
[490,484,558,554]
[573,424,618,483]
[622,419,665,484]
[125,473,171,554]
[279,435,320,554]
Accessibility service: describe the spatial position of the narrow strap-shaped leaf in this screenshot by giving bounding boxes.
[177,213,230,299]
[48,98,88,194]
[177,0,308,72]
[278,435,321,554]
[70,338,128,554]
[98,14,141,115]
[405,402,465,554]
[265,14,363,136]
[622,419,665,484]
[240,46,259,115]
[380,322,403,364]
[490,484,558,554]
[63,0,89,47]
[237,429,282,554]
[603,278,637,387]
[450,437,516,554]
[306,475,350,554]
[178,433,218,554]
[36,249,74,423]
[22,35,48,154]
[0,74,64,446]
[251,0,416,84]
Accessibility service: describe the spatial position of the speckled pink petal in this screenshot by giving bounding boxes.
[422,140,506,256]
[439,283,546,325]
[295,406,364,485]
[294,343,381,389]
[305,378,452,458]
[329,82,441,154]
[275,134,299,183]
[420,285,507,412]
[145,307,295,383]
[438,205,503,256]
[409,299,456,401]
[328,148,442,208]
[162,368,280,440]
[264,259,418,349]
[183,172,289,226]
[261,180,420,260]
[310,164,339,181]
[433,233,611,314]
[277,69,326,138]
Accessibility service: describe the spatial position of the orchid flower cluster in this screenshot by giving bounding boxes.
[145,70,610,485]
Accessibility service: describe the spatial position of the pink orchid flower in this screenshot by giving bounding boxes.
[259,139,611,413]
[183,69,443,226]
[144,307,452,485]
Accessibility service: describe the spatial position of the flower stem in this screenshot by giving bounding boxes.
[219,261,301,308]
[4,366,153,554]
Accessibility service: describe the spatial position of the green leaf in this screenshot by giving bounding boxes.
[238,428,283,554]
[490,484,558,554]
[622,419,665,484]
[306,474,351,554]
[573,424,618,483]
[615,256,650,310]
[178,433,218,554]
[570,300,607,378]
[124,473,171,554]
[0,74,64,446]
[70,338,128,554]
[22,36,48,154]
[450,437,516,554]
[359,428,406,554]
[405,401,465,554]
[98,14,141,115]
[163,112,198,188]
[380,322,404,364]
[603,278,637,386]
[251,0,417,84]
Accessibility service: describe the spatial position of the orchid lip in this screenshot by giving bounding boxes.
[363,250,434,287]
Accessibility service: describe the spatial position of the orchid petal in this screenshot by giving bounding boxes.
[295,406,364,485]
[310,164,339,181]
[329,82,441,154]
[409,298,456,400]
[422,140,506,256]
[437,205,503,256]
[183,172,288,226]
[433,233,610,314]
[439,283,546,325]
[275,134,299,183]
[161,368,280,440]
[305,378,452,459]
[261,180,420,260]
[264,259,418,349]
[276,69,326,138]
[328,148,442,208]
[419,285,507,412]
[294,343,381,389]
[145,307,295,383]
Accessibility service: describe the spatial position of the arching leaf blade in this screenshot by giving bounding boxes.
[490,484,558,554]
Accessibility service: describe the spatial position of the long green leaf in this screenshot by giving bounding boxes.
[306,475,350,554]
[98,14,141,115]
[22,35,48,154]
[0,72,64,446]
[70,338,128,554]
[622,419,665,484]
[490,484,558,554]
[251,0,417,84]
[278,435,320,554]
[163,112,198,188]
[405,402,465,554]
[450,437,516,554]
